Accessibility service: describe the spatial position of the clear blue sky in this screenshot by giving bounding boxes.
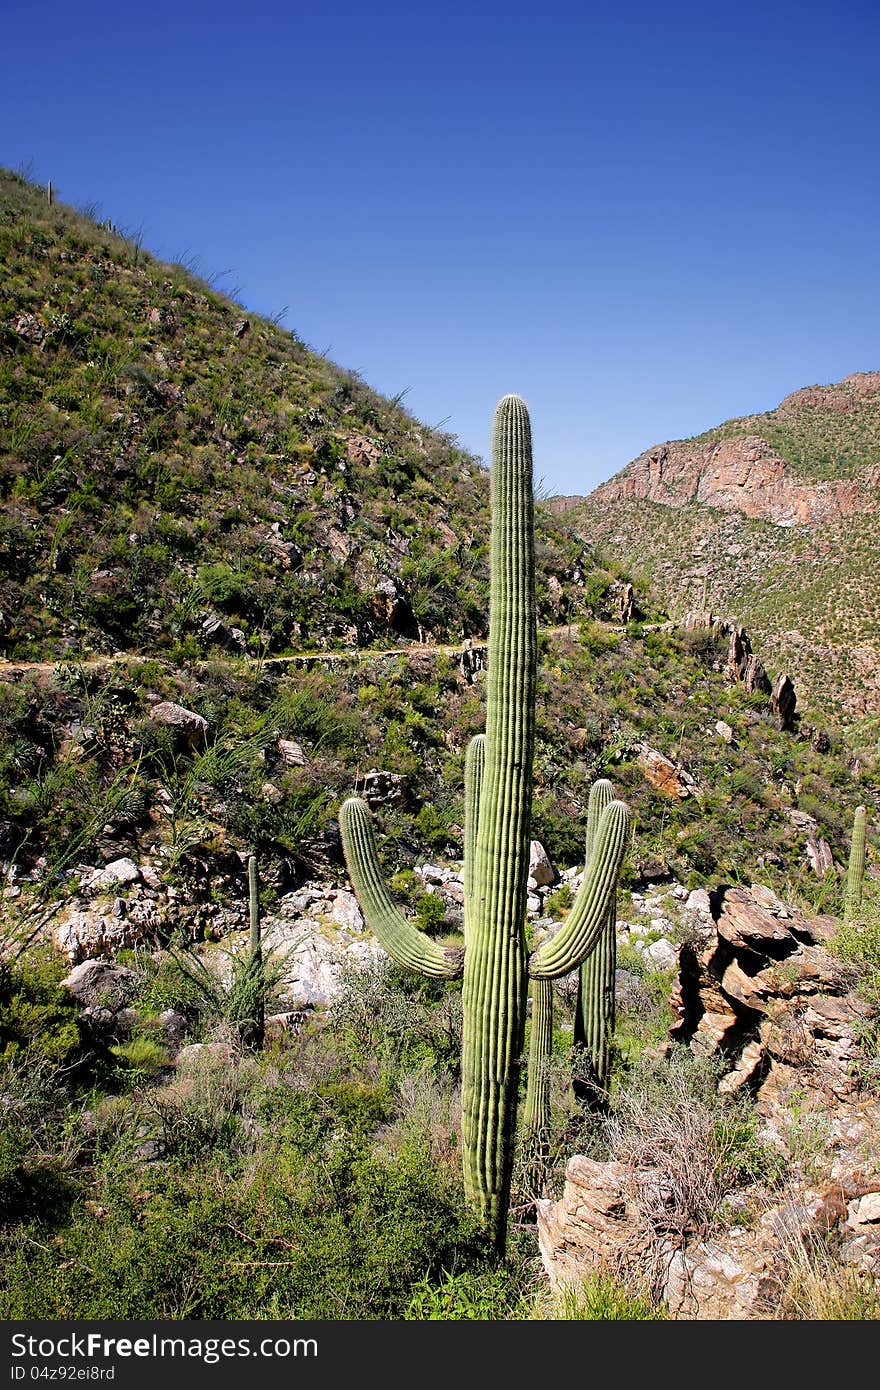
[3,0,878,495]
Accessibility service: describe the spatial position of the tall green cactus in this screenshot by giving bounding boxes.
[339,395,630,1252]
[573,778,618,1098]
[844,805,867,922]
[247,853,265,1049]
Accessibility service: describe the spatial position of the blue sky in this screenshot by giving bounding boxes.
[3,0,878,495]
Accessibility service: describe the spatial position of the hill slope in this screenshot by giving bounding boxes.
[0,169,875,916]
[0,168,597,663]
[559,375,880,747]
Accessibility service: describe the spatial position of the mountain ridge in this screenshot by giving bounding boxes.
[556,372,880,747]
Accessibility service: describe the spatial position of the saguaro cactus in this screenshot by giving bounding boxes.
[339,395,630,1252]
[844,805,867,922]
[247,853,265,1049]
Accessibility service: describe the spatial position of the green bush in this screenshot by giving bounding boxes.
[0,948,83,1068]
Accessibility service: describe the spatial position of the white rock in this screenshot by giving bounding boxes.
[686,889,712,918]
[83,858,141,893]
[328,890,365,932]
[528,841,556,888]
[278,738,308,767]
[847,1193,880,1228]
[644,938,680,972]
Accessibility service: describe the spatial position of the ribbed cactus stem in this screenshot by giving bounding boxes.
[339,797,463,978]
[463,734,485,947]
[845,805,867,922]
[522,978,553,1140]
[461,394,536,1250]
[247,854,265,1049]
[574,920,615,1093]
[529,800,630,978]
[248,853,261,952]
[574,778,617,1094]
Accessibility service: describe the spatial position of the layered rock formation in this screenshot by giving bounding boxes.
[537,883,880,1318]
[591,373,880,528]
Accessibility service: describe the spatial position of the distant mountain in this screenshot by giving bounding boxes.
[558,375,880,750]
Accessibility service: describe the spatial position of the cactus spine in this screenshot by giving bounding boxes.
[248,854,265,1049]
[844,805,867,922]
[339,395,630,1253]
[573,778,617,1096]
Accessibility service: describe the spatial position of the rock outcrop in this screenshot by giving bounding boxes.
[592,373,880,528]
[537,883,880,1318]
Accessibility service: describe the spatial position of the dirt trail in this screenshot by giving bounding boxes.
[0,622,675,682]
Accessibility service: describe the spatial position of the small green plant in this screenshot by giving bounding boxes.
[403,1267,522,1320]
[529,1275,665,1320]
[164,938,291,1050]
[110,1036,169,1079]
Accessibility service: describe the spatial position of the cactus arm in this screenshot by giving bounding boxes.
[248,854,261,951]
[528,799,630,978]
[462,394,536,1249]
[573,777,617,1089]
[339,797,463,978]
[573,911,616,1093]
[463,734,485,947]
[586,777,614,858]
[522,978,553,1140]
[844,805,867,922]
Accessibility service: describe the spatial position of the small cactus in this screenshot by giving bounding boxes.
[247,854,265,1048]
[844,805,867,922]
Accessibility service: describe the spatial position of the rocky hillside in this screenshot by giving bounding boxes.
[538,881,880,1319]
[556,374,880,748]
[0,167,596,663]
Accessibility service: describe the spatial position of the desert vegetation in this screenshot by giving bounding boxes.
[1,171,878,1320]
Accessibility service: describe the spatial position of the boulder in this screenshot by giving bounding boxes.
[771,673,797,731]
[278,738,308,767]
[81,858,141,894]
[528,841,556,888]
[149,702,208,748]
[636,743,701,800]
[62,960,139,1011]
[354,768,409,808]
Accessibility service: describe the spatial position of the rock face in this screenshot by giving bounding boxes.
[592,376,880,526]
[771,673,797,730]
[62,960,139,1011]
[537,883,880,1318]
[635,742,701,801]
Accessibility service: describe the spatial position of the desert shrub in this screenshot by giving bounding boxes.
[603,1046,784,1243]
[0,1098,494,1319]
[0,1054,83,1226]
[328,961,463,1077]
[0,947,83,1068]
